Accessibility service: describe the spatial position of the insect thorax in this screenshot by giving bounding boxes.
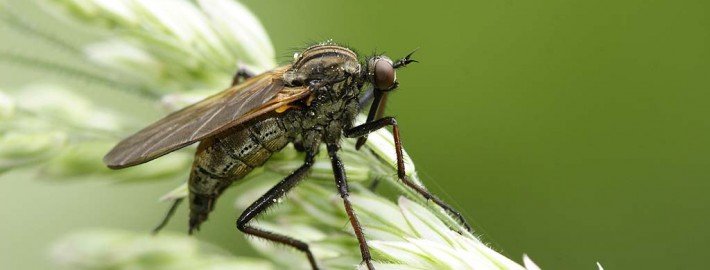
[281,44,364,146]
[284,45,360,87]
[284,74,361,147]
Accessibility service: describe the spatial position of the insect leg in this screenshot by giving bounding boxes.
[152,198,184,234]
[345,117,473,233]
[292,136,307,152]
[230,65,257,86]
[356,79,403,150]
[236,153,319,270]
[326,144,374,270]
[358,85,375,110]
[355,90,387,150]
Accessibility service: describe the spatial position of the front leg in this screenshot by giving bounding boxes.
[345,117,473,233]
[355,90,387,150]
[327,144,374,270]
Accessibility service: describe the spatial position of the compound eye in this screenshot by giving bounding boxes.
[374,59,396,89]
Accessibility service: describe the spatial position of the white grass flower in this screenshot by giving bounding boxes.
[523,255,542,270]
[51,230,276,270]
[0,0,275,177]
[0,85,190,179]
[44,0,276,91]
[196,0,275,71]
[14,85,121,132]
[0,131,67,173]
[84,39,164,84]
[0,90,14,120]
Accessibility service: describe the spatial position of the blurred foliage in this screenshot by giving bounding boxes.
[52,230,275,270]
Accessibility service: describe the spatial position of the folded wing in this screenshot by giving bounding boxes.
[104,67,310,169]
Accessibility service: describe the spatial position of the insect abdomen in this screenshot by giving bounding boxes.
[188,117,291,229]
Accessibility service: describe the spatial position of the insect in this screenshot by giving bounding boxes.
[104,42,471,270]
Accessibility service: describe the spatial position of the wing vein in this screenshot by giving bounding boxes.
[190,105,225,140]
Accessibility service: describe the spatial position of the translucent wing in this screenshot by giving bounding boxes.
[104,66,310,169]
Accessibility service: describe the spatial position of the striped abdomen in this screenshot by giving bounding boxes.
[188,116,291,229]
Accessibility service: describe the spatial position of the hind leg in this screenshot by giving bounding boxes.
[236,153,320,269]
[152,198,184,234]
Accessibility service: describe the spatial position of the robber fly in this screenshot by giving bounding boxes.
[104,42,470,270]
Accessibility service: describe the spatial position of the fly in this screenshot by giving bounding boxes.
[104,42,471,270]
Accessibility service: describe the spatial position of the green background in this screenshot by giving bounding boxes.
[2,0,709,269]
